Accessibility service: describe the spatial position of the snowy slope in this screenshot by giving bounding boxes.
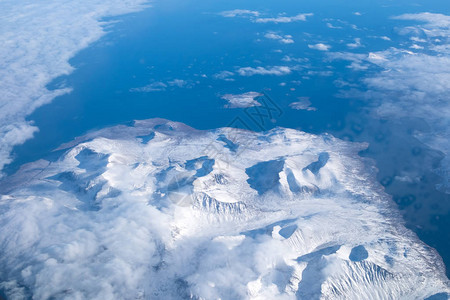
[0,119,448,299]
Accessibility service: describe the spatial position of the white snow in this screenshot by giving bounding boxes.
[0,118,448,299]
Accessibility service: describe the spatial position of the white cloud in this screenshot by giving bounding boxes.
[219,11,312,25]
[167,79,188,88]
[237,66,292,76]
[380,36,391,41]
[308,43,331,51]
[333,13,450,193]
[280,38,294,45]
[264,32,294,44]
[131,82,167,92]
[347,62,369,70]
[307,70,333,76]
[213,70,235,81]
[368,52,387,61]
[393,12,450,29]
[365,49,450,193]
[0,0,148,176]
[282,55,308,63]
[411,36,427,43]
[289,97,317,111]
[219,9,260,18]
[264,32,281,39]
[221,92,262,108]
[130,79,192,92]
[410,44,424,49]
[347,38,362,49]
[0,122,39,171]
[333,79,358,88]
[255,13,313,23]
[326,23,343,29]
[327,52,367,64]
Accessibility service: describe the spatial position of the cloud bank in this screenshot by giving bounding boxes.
[331,13,450,193]
[0,0,149,176]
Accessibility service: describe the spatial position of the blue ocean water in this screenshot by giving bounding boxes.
[5,0,450,276]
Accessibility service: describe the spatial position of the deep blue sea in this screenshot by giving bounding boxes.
[6,0,450,277]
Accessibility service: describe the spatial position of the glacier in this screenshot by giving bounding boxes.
[0,119,448,299]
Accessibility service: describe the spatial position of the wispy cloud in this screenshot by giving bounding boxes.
[393,12,450,29]
[255,13,313,23]
[326,22,343,29]
[219,9,260,18]
[130,79,191,92]
[289,97,317,111]
[333,12,450,193]
[237,66,292,76]
[347,38,362,49]
[368,35,391,41]
[213,70,235,81]
[219,10,312,24]
[131,82,167,92]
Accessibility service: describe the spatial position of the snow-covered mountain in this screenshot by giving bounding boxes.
[0,119,448,299]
